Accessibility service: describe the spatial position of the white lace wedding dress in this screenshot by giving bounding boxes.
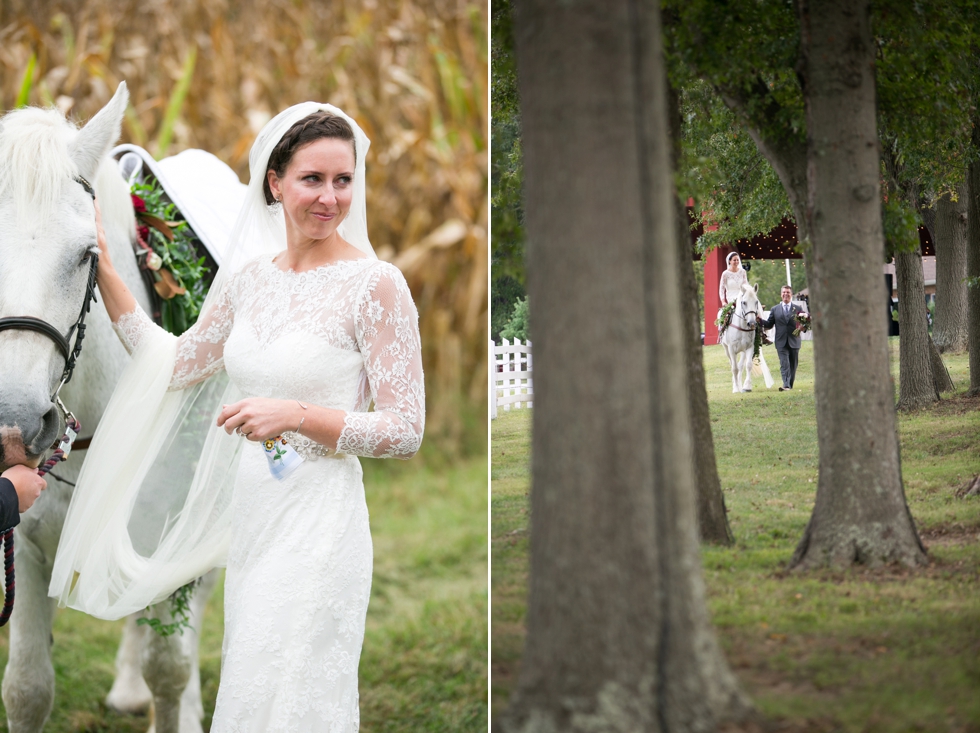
[114,255,424,732]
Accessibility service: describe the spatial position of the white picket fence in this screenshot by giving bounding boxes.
[490,338,532,419]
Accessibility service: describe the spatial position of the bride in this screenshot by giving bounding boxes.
[49,103,424,730]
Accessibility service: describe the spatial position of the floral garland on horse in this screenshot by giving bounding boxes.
[130,180,211,335]
[715,301,772,360]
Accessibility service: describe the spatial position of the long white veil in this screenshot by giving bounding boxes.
[50,103,375,618]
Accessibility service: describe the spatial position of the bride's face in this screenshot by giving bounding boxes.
[728,255,740,271]
[268,137,356,242]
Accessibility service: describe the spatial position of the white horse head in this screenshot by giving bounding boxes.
[0,83,129,466]
[735,281,761,329]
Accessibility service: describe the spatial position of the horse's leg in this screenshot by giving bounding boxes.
[141,604,192,733]
[176,569,221,733]
[742,345,754,392]
[2,535,56,733]
[106,615,152,713]
[724,341,740,393]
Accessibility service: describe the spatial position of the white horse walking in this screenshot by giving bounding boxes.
[0,84,214,733]
[720,282,771,393]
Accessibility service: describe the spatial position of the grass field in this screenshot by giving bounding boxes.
[492,340,980,732]
[0,447,488,732]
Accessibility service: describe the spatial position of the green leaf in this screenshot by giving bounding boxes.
[15,54,36,108]
[154,45,197,158]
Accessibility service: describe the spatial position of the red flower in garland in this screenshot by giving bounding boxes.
[131,194,147,213]
[138,225,150,243]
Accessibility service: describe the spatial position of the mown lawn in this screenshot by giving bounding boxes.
[492,340,980,732]
[0,446,488,732]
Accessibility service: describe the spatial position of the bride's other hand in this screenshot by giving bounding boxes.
[92,197,138,322]
[217,398,302,442]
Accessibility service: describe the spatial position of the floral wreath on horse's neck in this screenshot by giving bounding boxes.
[129,179,210,336]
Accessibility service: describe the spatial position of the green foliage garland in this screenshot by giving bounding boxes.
[714,301,735,334]
[131,179,210,336]
[137,579,199,637]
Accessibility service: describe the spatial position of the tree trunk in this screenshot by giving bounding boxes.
[967,107,980,395]
[932,183,969,353]
[501,2,751,730]
[666,71,733,546]
[929,335,955,394]
[678,196,734,545]
[790,0,926,569]
[894,250,939,410]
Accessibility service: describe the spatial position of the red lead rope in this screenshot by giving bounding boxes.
[0,418,81,627]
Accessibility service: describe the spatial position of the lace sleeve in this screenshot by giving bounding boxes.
[110,283,234,391]
[336,264,425,459]
[169,279,236,391]
[112,306,156,355]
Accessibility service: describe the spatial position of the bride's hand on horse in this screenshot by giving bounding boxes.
[1,465,46,512]
[93,198,114,269]
[92,197,138,323]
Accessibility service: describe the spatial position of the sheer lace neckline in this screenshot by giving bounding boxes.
[267,254,372,276]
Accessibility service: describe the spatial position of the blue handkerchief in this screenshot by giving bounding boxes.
[263,435,304,480]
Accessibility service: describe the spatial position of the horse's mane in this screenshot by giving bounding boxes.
[0,106,81,226]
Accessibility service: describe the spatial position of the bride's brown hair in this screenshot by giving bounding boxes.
[263,111,356,205]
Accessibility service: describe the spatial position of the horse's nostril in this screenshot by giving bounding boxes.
[26,405,61,454]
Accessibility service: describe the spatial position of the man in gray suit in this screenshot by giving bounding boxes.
[762,285,803,391]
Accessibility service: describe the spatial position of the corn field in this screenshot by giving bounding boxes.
[0,0,488,453]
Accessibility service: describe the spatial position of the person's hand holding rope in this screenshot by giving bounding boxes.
[1,465,45,512]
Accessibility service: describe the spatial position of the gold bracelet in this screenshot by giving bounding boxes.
[297,401,308,432]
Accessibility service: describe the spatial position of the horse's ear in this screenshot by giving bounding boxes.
[754,283,759,293]
[68,82,129,181]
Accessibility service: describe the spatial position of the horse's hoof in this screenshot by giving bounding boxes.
[743,388,752,392]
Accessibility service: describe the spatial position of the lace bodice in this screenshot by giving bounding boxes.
[114,256,424,459]
[719,268,747,304]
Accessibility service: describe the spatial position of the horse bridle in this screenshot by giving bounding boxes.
[0,175,99,420]
[730,300,760,333]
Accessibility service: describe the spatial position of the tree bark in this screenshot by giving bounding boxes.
[932,183,969,353]
[929,335,955,394]
[881,150,950,405]
[894,250,939,410]
[790,0,926,569]
[967,107,980,395]
[666,70,734,546]
[677,197,734,545]
[501,2,751,730]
